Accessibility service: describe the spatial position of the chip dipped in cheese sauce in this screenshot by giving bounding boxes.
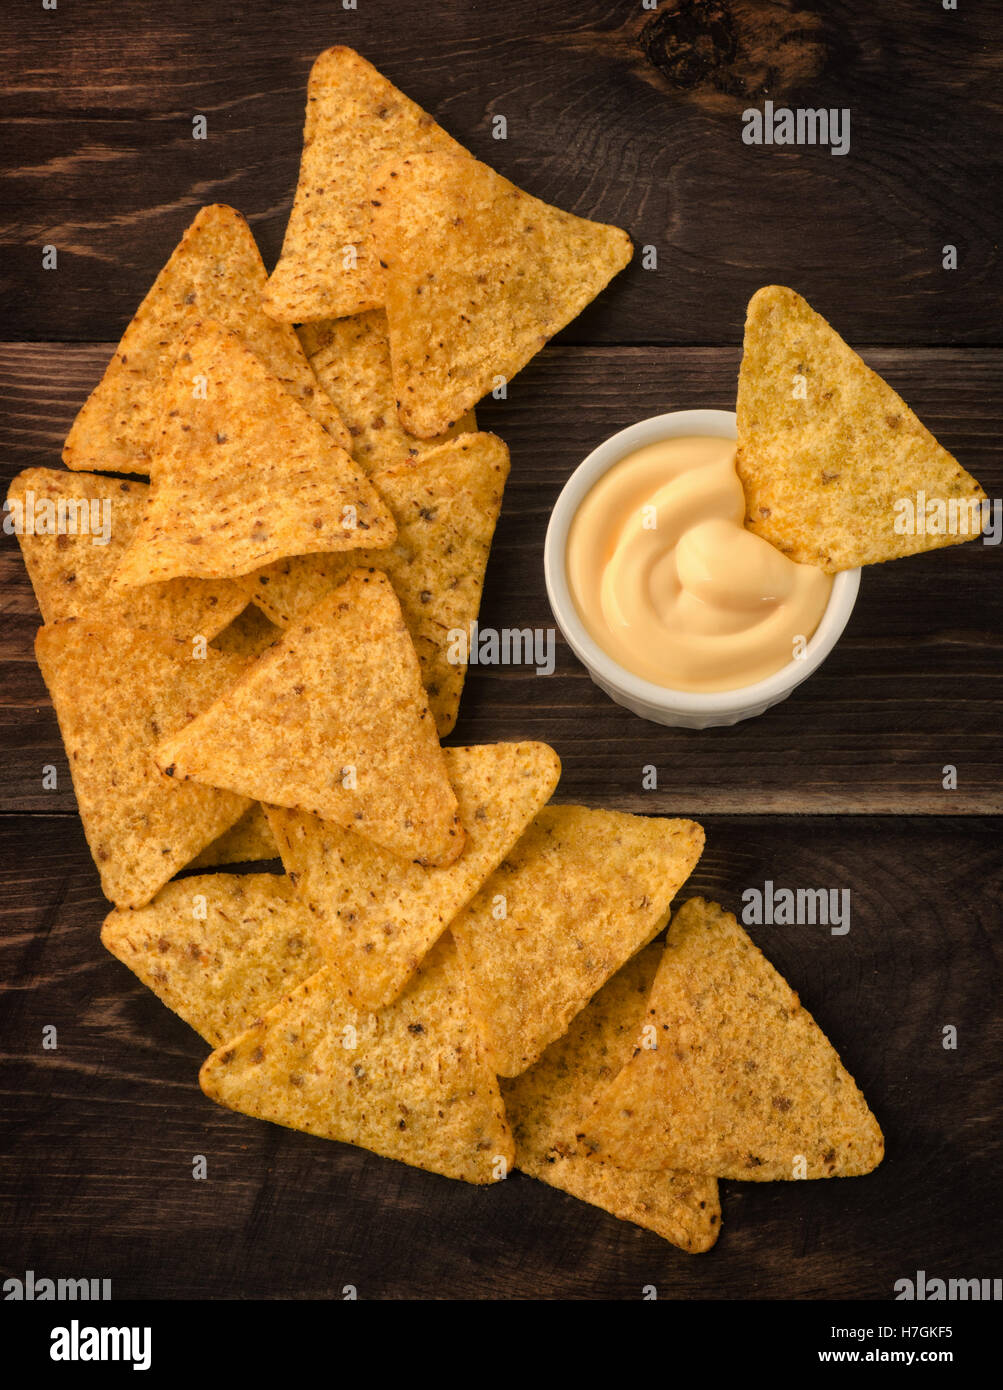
[565,436,833,693]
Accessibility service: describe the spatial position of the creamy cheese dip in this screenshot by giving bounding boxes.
[565,436,833,693]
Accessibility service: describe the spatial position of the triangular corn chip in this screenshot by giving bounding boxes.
[110,324,396,587]
[266,740,560,1009]
[246,432,510,735]
[736,286,987,571]
[588,898,885,1180]
[101,874,322,1046]
[199,934,513,1184]
[7,468,246,640]
[154,570,464,867]
[297,311,476,476]
[188,803,279,869]
[371,152,632,437]
[35,620,251,907]
[64,203,350,474]
[452,807,704,1077]
[262,47,469,322]
[502,945,721,1251]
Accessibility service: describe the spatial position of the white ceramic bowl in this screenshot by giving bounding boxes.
[544,409,860,729]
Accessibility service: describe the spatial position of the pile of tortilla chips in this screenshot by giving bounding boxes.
[9,48,888,1254]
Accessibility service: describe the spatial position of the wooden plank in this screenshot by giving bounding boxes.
[3,343,1001,814]
[2,0,1000,344]
[0,812,997,1300]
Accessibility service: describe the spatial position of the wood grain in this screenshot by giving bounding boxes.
[1,813,998,1300]
[3,343,1001,814]
[2,0,1000,344]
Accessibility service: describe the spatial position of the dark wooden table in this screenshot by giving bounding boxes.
[2,0,1001,1301]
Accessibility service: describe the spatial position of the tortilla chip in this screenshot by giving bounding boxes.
[63,203,350,475]
[297,311,476,476]
[188,804,279,869]
[35,620,251,908]
[262,47,469,323]
[736,286,987,571]
[101,874,321,1046]
[208,604,282,662]
[588,898,885,1180]
[502,945,721,1251]
[370,152,633,437]
[109,323,396,587]
[199,934,513,1184]
[452,807,704,1077]
[7,468,246,640]
[246,431,510,735]
[154,570,464,867]
[265,740,560,1009]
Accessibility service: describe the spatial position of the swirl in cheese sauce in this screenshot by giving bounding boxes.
[565,436,833,693]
